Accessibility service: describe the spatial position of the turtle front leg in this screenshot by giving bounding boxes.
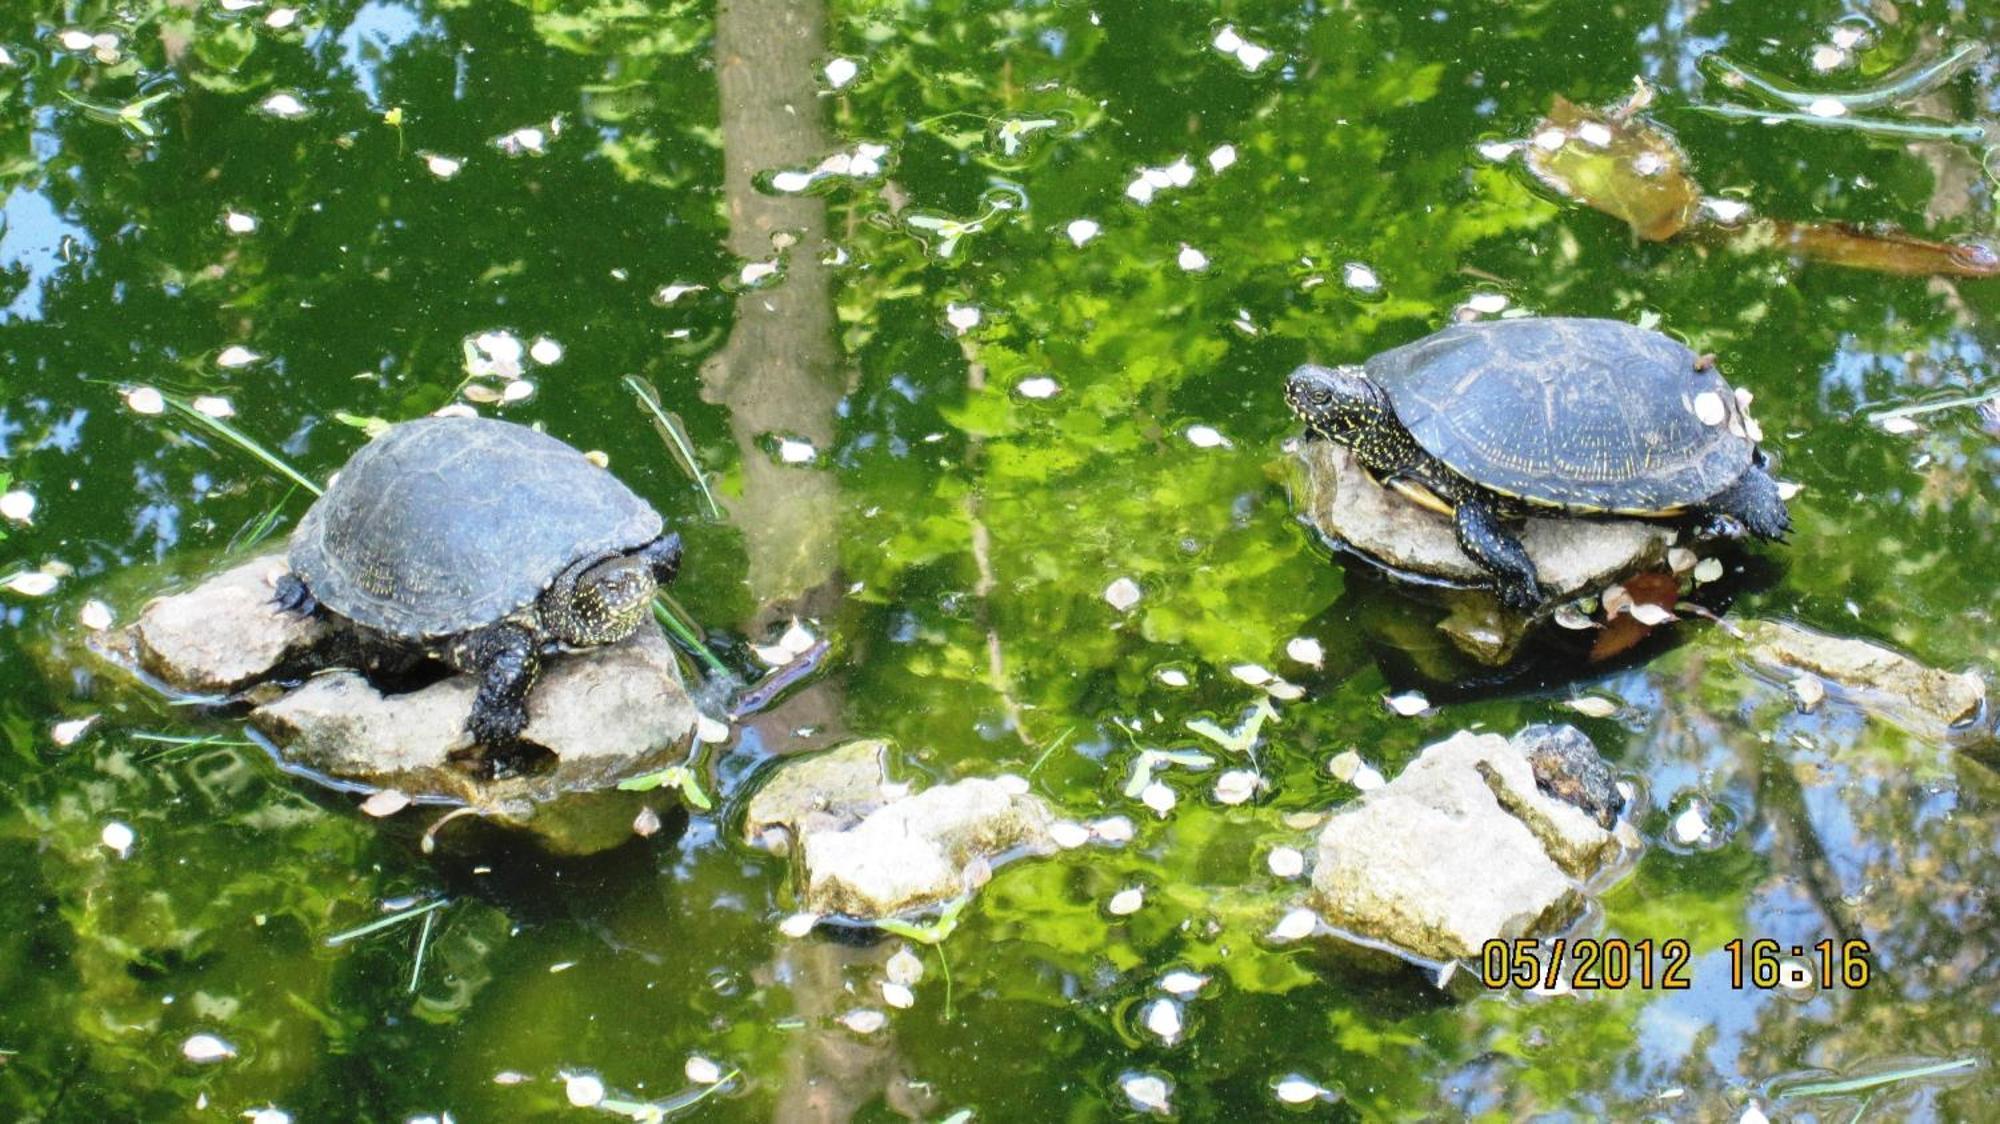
[272,572,319,617]
[1453,497,1544,611]
[1696,462,1791,542]
[451,623,541,747]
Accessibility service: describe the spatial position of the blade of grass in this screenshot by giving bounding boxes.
[1775,1057,1978,1099]
[1680,102,1988,142]
[653,595,729,675]
[407,905,438,992]
[326,898,449,947]
[623,375,722,519]
[160,393,323,495]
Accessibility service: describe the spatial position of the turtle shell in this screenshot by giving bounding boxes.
[288,416,663,640]
[1366,317,1757,515]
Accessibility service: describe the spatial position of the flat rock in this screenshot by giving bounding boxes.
[1295,442,1674,663]
[1737,617,1990,742]
[1308,729,1623,962]
[748,741,1058,921]
[130,553,327,693]
[253,621,697,806]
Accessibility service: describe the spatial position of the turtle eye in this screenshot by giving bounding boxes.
[1311,390,1333,407]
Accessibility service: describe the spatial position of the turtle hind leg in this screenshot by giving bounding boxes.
[1453,497,1544,611]
[1699,463,1791,541]
[272,573,319,617]
[451,623,541,749]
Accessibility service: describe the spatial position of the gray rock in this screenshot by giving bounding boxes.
[1737,617,1991,743]
[131,553,327,693]
[253,621,697,807]
[1308,730,1623,962]
[1512,723,1624,830]
[1294,441,1674,663]
[748,741,1058,921]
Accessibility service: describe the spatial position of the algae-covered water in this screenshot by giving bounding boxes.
[5,0,2000,1119]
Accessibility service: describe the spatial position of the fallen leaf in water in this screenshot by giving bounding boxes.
[1525,96,1701,241]
[1762,220,2000,278]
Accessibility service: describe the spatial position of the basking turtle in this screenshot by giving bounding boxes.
[1286,317,1788,609]
[275,416,682,751]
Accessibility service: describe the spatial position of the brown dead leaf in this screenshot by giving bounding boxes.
[1590,570,1681,661]
[1526,96,1703,241]
[1765,220,2000,278]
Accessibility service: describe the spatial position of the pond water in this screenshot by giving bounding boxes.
[3,0,1999,1119]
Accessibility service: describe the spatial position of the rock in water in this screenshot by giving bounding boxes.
[130,555,328,693]
[1308,729,1626,963]
[1737,618,1990,743]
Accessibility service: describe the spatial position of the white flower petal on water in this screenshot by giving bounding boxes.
[58,29,97,51]
[881,981,915,1009]
[886,946,924,985]
[1341,262,1381,293]
[244,1108,291,1124]
[1670,801,1710,846]
[1285,636,1324,666]
[631,805,662,837]
[53,716,98,746]
[192,396,236,418]
[1176,244,1209,272]
[1270,907,1318,941]
[1064,218,1100,247]
[1667,546,1696,573]
[1142,998,1182,1044]
[1265,679,1304,701]
[1384,691,1429,717]
[1091,815,1135,843]
[1879,415,1920,435]
[824,57,859,88]
[778,912,819,938]
[266,7,299,28]
[655,282,706,305]
[1276,1077,1328,1104]
[182,1033,236,1063]
[0,490,35,524]
[1159,970,1208,996]
[1809,44,1847,72]
[738,259,780,286]
[260,93,308,118]
[1164,157,1195,187]
[3,571,58,597]
[1476,140,1520,162]
[126,386,167,415]
[1212,26,1244,53]
[561,1073,606,1107]
[840,1008,886,1034]
[1465,292,1509,314]
[776,437,817,464]
[1104,577,1142,612]
[1155,667,1189,687]
[1124,176,1157,204]
[497,126,547,155]
[1740,1102,1771,1124]
[1693,557,1725,584]
[1185,424,1229,448]
[433,403,477,419]
[1830,25,1866,50]
[945,303,981,334]
[1016,375,1060,399]
[1231,663,1273,686]
[223,211,258,234]
[1267,846,1305,878]
[1050,821,1091,849]
[424,153,463,179]
[1121,1072,1173,1115]
[684,1056,723,1085]
[79,600,114,631]
[501,380,535,403]
[1564,696,1620,718]
[1701,197,1752,224]
[1628,602,1674,627]
[1777,481,1803,500]
[1806,97,1847,118]
[1352,761,1386,790]
[1140,781,1176,815]
[528,337,563,365]
[1532,127,1567,151]
[1235,42,1273,70]
[1107,886,1146,916]
[1574,121,1613,148]
[1632,150,1665,176]
[1790,673,1826,712]
[360,790,411,817]
[1213,769,1261,805]
[217,345,261,368]
[101,820,136,857]
[1207,144,1237,172]
[769,170,815,193]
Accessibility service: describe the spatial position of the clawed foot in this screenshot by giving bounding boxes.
[1497,578,1545,613]
[1697,512,1747,541]
[467,703,529,747]
[272,573,318,617]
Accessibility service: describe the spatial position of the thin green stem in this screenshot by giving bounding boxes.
[1682,102,1989,143]
[162,394,323,495]
[326,898,449,947]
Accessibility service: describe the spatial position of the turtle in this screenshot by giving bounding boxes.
[273,416,683,752]
[1285,316,1789,609]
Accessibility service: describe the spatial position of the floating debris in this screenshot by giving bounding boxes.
[684,1056,723,1085]
[529,336,563,365]
[182,1033,236,1063]
[223,210,258,234]
[423,153,463,178]
[1064,218,1100,246]
[260,93,308,119]
[1267,846,1305,878]
[1692,391,1728,426]
[752,618,817,665]
[632,806,662,837]
[1701,197,1753,224]
[1107,886,1146,916]
[1155,667,1190,688]
[654,282,706,305]
[1693,557,1725,584]
[1176,244,1210,272]
[1284,636,1324,666]
[101,820,135,858]
[1327,750,1385,790]
[1879,415,1921,435]
[1341,262,1381,293]
[1465,291,1509,315]
[769,142,891,192]
[1185,424,1229,448]
[1140,781,1177,815]
[1477,139,1520,162]
[244,1108,292,1124]
[840,1009,886,1034]
[1104,577,1143,612]
[2,571,58,597]
[266,7,299,29]
[1121,1073,1173,1116]
[52,716,97,746]
[1269,907,1318,941]
[1016,375,1060,399]
[1804,97,1847,118]
[0,490,35,523]
[1231,663,1274,686]
[1669,798,1712,846]
[823,57,859,88]
[217,345,261,369]
[192,396,236,418]
[563,1073,605,1107]
[1628,602,1674,627]
[778,912,818,938]
[1124,157,1196,204]
[1275,1076,1331,1104]
[1211,25,1273,71]
[881,981,915,1009]
[1050,821,1092,849]
[886,946,924,985]
[494,125,548,156]
[1142,998,1183,1044]
[1207,144,1237,172]
[78,600,114,631]
[945,303,981,334]
[126,386,166,415]
[359,790,411,818]
[775,437,817,465]
[1159,970,1208,996]
[1092,815,1135,843]
[1213,769,1261,805]
[1790,673,1826,712]
[1384,691,1430,717]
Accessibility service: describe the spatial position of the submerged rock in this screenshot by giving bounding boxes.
[1514,723,1624,830]
[1736,617,1990,743]
[110,552,700,816]
[1294,441,1674,664]
[1307,728,1626,963]
[747,740,1058,921]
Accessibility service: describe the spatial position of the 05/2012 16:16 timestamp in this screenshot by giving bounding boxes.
[1477,938,1875,990]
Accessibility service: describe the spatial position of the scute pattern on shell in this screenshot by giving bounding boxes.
[289,417,662,638]
[1367,317,1756,514]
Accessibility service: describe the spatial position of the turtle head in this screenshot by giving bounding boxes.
[566,554,659,645]
[1285,364,1392,443]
